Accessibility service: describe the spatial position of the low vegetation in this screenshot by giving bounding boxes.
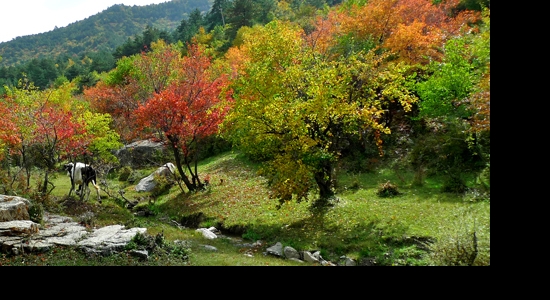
[0,150,490,266]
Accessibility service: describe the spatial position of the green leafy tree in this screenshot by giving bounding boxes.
[412,8,490,190]
[223,20,418,205]
[174,8,205,44]
[205,0,232,31]
[226,0,257,40]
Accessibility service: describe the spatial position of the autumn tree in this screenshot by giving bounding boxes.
[135,43,233,193]
[85,40,183,143]
[329,0,481,64]
[0,81,88,195]
[0,79,122,196]
[1,80,45,191]
[223,20,417,206]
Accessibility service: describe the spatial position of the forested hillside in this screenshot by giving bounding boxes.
[0,0,211,67]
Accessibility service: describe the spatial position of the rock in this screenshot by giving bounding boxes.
[283,246,300,260]
[303,251,320,263]
[202,245,218,251]
[265,242,284,257]
[135,163,176,192]
[130,249,149,260]
[0,195,31,222]
[288,258,304,263]
[0,220,40,236]
[77,224,147,255]
[344,257,357,266]
[114,140,167,168]
[196,228,217,239]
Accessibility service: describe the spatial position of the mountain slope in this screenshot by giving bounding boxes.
[0,0,211,67]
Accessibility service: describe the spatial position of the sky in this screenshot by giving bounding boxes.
[0,1,171,43]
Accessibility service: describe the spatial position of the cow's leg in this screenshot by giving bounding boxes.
[68,177,75,197]
[68,181,74,197]
[84,183,90,201]
[78,184,85,201]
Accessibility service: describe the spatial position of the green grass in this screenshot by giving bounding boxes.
[0,150,490,266]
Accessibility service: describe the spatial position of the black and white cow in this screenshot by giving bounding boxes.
[64,162,101,202]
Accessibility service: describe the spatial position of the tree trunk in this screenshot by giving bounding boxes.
[313,161,335,201]
[168,139,196,192]
[41,170,49,195]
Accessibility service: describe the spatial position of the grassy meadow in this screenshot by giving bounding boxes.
[0,151,490,266]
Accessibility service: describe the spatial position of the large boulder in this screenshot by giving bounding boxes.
[0,195,30,222]
[114,140,168,167]
[135,163,176,192]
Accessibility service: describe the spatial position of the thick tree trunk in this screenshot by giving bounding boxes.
[313,161,335,201]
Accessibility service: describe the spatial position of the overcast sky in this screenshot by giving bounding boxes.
[0,1,171,43]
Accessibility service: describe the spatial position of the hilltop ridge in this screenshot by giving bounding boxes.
[0,0,211,67]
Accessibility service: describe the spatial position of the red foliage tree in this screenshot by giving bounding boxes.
[84,79,144,143]
[135,43,233,192]
[32,102,88,194]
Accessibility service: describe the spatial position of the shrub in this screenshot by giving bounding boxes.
[78,211,96,227]
[376,181,400,198]
[441,173,466,194]
[150,173,173,197]
[428,207,490,266]
[28,201,44,224]
[118,166,133,181]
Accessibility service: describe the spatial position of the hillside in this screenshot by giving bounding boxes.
[0,0,212,67]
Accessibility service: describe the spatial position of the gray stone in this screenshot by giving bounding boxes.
[0,220,39,236]
[130,249,149,259]
[265,242,284,257]
[135,163,176,192]
[283,246,300,260]
[202,245,218,251]
[344,257,357,266]
[78,225,147,255]
[303,251,320,263]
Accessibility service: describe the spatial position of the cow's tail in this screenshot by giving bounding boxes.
[91,179,100,192]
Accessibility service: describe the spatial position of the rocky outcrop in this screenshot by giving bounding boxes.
[114,140,168,168]
[0,194,146,256]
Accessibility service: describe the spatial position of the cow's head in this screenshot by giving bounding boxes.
[63,163,74,176]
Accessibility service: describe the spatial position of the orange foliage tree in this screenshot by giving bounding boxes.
[312,0,481,64]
